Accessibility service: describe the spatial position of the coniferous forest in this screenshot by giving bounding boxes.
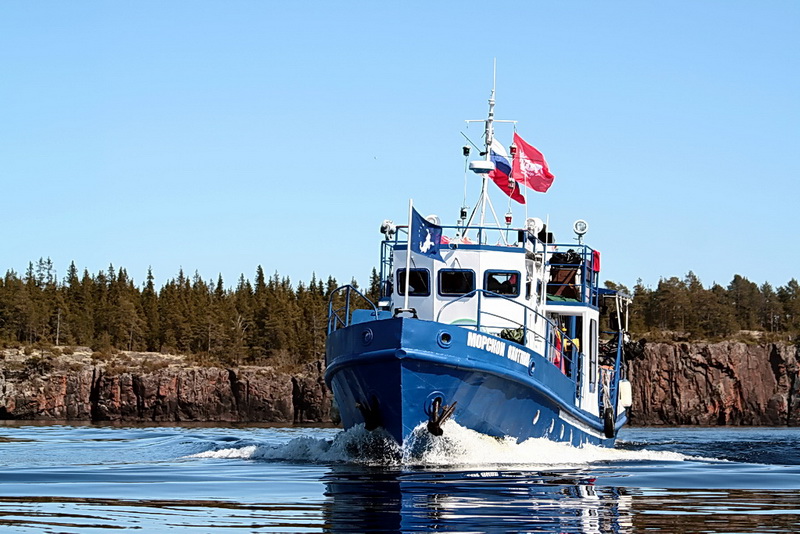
[617,272,800,341]
[1,259,799,370]
[0,258,380,369]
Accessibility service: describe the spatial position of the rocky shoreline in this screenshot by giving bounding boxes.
[627,341,800,426]
[0,348,333,424]
[1,341,798,426]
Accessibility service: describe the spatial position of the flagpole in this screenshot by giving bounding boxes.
[524,175,529,222]
[403,198,413,313]
[480,84,495,230]
[521,132,530,222]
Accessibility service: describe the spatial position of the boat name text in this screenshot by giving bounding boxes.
[466,332,530,367]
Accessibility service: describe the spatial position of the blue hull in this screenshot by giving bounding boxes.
[325,317,625,447]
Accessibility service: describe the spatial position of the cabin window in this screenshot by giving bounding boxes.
[396,269,431,296]
[438,269,475,296]
[484,270,520,297]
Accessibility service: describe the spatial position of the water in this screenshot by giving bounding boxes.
[0,423,798,533]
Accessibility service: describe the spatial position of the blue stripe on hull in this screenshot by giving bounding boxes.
[326,318,621,448]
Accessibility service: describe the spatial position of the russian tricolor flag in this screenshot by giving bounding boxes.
[488,138,525,203]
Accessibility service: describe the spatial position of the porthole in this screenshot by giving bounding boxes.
[437,331,452,348]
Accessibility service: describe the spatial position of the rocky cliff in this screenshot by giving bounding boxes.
[0,349,333,424]
[2,342,799,426]
[627,341,800,426]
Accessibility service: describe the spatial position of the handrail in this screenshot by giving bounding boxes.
[380,226,603,307]
[390,223,528,246]
[436,288,557,332]
[327,285,379,334]
[545,243,600,307]
[435,288,571,371]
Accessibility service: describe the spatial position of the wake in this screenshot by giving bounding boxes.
[189,422,689,467]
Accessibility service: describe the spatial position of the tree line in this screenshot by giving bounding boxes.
[614,272,800,340]
[0,258,379,368]
[2,260,799,367]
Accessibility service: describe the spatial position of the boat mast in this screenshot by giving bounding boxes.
[479,82,496,228]
[465,63,516,234]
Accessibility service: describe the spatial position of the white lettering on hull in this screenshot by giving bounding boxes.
[465,331,531,367]
[506,345,530,367]
[466,331,506,357]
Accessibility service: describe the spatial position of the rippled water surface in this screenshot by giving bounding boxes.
[0,423,798,532]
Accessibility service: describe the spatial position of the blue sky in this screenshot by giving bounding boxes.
[2,2,798,292]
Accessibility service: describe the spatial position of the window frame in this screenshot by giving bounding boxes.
[395,268,432,297]
[437,268,477,297]
[483,270,521,298]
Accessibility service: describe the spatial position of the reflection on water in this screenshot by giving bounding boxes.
[2,470,798,533]
[0,496,322,532]
[0,424,798,532]
[323,467,633,533]
[632,489,800,532]
[322,467,800,533]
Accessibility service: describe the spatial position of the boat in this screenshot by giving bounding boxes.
[324,87,633,448]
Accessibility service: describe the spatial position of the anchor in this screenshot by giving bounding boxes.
[356,395,382,431]
[426,397,457,436]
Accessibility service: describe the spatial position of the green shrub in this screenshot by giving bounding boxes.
[140,358,169,373]
[91,351,110,363]
[24,355,54,375]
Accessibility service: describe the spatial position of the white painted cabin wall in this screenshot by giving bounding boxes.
[546,304,601,416]
[392,248,549,344]
[579,308,601,416]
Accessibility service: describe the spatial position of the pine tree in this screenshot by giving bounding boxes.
[205,274,229,357]
[728,275,760,331]
[702,283,738,338]
[778,279,800,333]
[681,271,704,334]
[760,282,781,333]
[629,279,652,333]
[141,268,161,351]
[59,261,82,345]
[251,266,270,359]
[367,267,381,303]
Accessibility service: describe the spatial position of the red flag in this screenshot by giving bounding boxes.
[488,138,525,204]
[489,169,526,204]
[512,132,555,193]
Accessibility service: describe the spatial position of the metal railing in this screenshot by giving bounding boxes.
[435,289,574,372]
[327,285,378,334]
[544,244,600,306]
[598,329,626,414]
[379,224,539,299]
[379,226,602,308]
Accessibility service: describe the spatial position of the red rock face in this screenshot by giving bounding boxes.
[0,358,333,424]
[1,343,798,426]
[628,342,800,426]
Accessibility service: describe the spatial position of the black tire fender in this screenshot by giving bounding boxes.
[603,407,616,439]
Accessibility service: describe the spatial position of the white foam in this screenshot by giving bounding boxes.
[401,422,688,467]
[191,444,258,459]
[189,422,690,467]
